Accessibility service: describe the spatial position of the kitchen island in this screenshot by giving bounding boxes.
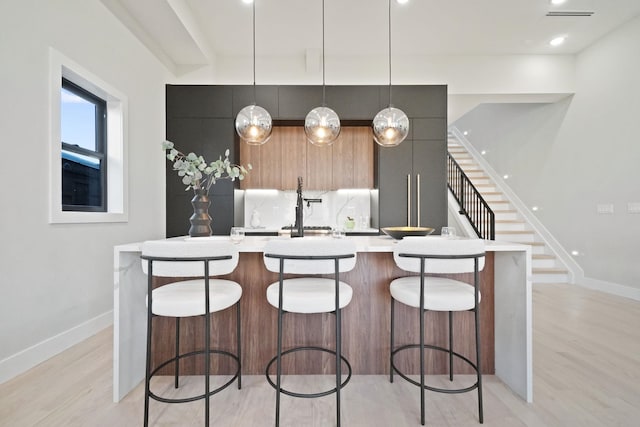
[113,236,532,403]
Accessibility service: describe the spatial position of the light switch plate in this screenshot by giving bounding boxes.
[597,203,614,214]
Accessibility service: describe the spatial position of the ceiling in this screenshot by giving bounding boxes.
[102,0,640,72]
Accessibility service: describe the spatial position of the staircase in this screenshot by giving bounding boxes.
[447,138,569,284]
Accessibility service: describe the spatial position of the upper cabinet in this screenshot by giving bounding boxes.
[240,126,374,190]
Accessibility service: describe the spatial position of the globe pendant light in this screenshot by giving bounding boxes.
[373,0,408,147]
[235,0,272,145]
[305,0,340,146]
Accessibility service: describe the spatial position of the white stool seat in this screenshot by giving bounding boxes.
[390,276,481,312]
[266,277,353,314]
[150,279,242,317]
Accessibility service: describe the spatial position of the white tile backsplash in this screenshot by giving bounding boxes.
[243,189,376,230]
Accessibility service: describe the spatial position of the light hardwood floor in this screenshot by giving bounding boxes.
[1,283,639,426]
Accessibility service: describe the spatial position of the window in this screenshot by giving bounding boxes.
[49,48,128,224]
[61,78,107,212]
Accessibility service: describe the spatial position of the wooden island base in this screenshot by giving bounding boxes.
[150,251,495,376]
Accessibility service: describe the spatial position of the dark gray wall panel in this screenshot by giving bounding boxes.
[166,85,233,118]
[412,118,447,140]
[380,85,447,118]
[277,86,323,119]
[325,86,381,120]
[231,85,279,117]
[209,195,234,235]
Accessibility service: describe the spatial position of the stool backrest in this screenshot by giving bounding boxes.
[393,237,485,274]
[263,238,357,274]
[141,239,239,277]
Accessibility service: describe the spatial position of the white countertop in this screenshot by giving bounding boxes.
[116,235,529,254]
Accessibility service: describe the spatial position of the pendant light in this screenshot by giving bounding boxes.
[304,0,340,146]
[373,0,409,147]
[235,0,272,145]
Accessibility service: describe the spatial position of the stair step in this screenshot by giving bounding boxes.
[495,230,534,234]
[496,235,537,243]
[494,219,527,231]
[495,212,519,221]
[532,257,557,269]
[533,267,569,274]
[533,254,555,260]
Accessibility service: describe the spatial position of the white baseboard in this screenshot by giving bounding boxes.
[580,278,640,301]
[0,311,113,384]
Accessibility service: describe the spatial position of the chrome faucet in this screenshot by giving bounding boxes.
[293,176,304,237]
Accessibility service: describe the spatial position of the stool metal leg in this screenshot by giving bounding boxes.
[390,298,395,383]
[204,275,211,427]
[144,271,153,427]
[420,277,426,426]
[275,269,284,427]
[475,306,484,423]
[175,317,180,389]
[237,300,242,390]
[449,311,454,382]
[335,269,342,427]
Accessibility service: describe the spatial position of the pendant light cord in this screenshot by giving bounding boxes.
[252,0,257,103]
[388,0,393,106]
[322,0,326,106]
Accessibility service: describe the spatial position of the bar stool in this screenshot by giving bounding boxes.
[263,238,357,427]
[389,237,485,425]
[141,239,242,427]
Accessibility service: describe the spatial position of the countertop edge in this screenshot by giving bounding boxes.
[115,236,531,254]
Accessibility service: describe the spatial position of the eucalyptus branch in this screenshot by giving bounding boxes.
[162,140,252,192]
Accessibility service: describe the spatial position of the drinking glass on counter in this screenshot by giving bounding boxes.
[230,227,245,244]
[332,228,346,239]
[441,226,456,238]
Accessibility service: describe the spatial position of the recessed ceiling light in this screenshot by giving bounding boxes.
[550,36,566,46]
[242,0,253,4]
[550,0,566,5]
[396,0,410,4]
[503,174,509,180]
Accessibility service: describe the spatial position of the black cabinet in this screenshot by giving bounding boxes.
[378,138,447,230]
[165,87,238,237]
[377,86,447,231]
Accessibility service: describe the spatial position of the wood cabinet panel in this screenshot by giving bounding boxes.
[332,130,355,188]
[352,127,374,188]
[279,127,307,189]
[150,252,495,376]
[306,139,333,190]
[241,126,374,190]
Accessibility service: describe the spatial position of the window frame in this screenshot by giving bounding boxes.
[61,77,108,212]
[49,48,128,224]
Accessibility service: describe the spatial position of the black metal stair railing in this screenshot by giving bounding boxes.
[447,153,495,240]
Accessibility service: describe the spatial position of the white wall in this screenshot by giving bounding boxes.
[0,0,169,382]
[454,15,640,295]
[171,52,576,91]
